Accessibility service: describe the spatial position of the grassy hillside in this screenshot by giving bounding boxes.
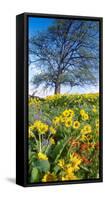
[28,93,99,183]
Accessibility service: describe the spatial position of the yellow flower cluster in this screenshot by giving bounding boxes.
[62,109,74,118]
[52,116,60,126]
[38,152,48,160]
[52,109,81,130]
[81,124,92,134]
[96,119,99,129]
[58,159,65,169]
[62,167,77,181]
[30,120,48,134]
[58,153,82,181]
[49,126,56,134]
[45,93,99,101]
[80,124,92,142]
[42,172,57,182]
[92,105,97,113]
[53,109,75,128]
[45,93,99,106]
[80,109,89,121]
[28,127,35,138]
[70,153,82,171]
[45,94,62,101]
[28,92,99,182]
[29,97,40,106]
[65,118,72,128]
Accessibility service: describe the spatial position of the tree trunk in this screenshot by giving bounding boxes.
[54,83,61,94]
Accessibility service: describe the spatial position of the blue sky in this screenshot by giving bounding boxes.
[28,17,99,97]
[28,17,54,37]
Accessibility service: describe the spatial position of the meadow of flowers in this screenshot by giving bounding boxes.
[28,93,99,183]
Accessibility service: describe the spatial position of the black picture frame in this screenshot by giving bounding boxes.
[16,12,103,187]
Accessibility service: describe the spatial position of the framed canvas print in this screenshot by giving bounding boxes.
[16,13,103,187]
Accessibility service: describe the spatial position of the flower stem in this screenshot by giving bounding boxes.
[45,133,51,153]
[39,134,42,152]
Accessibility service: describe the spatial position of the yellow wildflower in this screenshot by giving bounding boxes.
[70,153,82,171]
[52,116,60,126]
[64,167,77,180]
[80,109,85,116]
[96,119,99,128]
[61,176,66,181]
[49,126,56,134]
[81,133,92,142]
[68,109,74,117]
[62,109,74,118]
[28,127,35,138]
[80,134,87,142]
[81,125,92,134]
[73,121,80,129]
[82,113,89,121]
[38,152,48,160]
[29,97,40,107]
[93,105,97,113]
[29,124,35,131]
[62,109,70,117]
[58,159,65,169]
[42,172,57,182]
[60,116,66,123]
[65,118,72,128]
[33,120,48,134]
[49,137,55,145]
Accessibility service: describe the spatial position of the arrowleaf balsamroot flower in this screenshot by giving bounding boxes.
[52,116,60,126]
[65,118,72,128]
[73,121,80,129]
[38,152,48,160]
[70,153,82,171]
[28,127,35,138]
[58,159,65,169]
[64,167,77,180]
[80,109,85,116]
[62,109,74,118]
[96,119,99,128]
[49,126,56,134]
[82,113,89,121]
[81,124,92,134]
[32,120,48,134]
[42,172,57,182]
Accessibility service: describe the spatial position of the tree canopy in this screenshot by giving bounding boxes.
[29,19,99,94]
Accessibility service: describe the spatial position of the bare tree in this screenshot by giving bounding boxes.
[29,19,99,94]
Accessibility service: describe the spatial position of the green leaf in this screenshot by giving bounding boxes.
[53,165,60,174]
[51,135,71,163]
[36,160,50,172]
[80,165,90,172]
[51,140,64,159]
[31,167,39,182]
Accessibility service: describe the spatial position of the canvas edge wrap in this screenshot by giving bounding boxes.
[16,13,27,186]
[16,13,103,187]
